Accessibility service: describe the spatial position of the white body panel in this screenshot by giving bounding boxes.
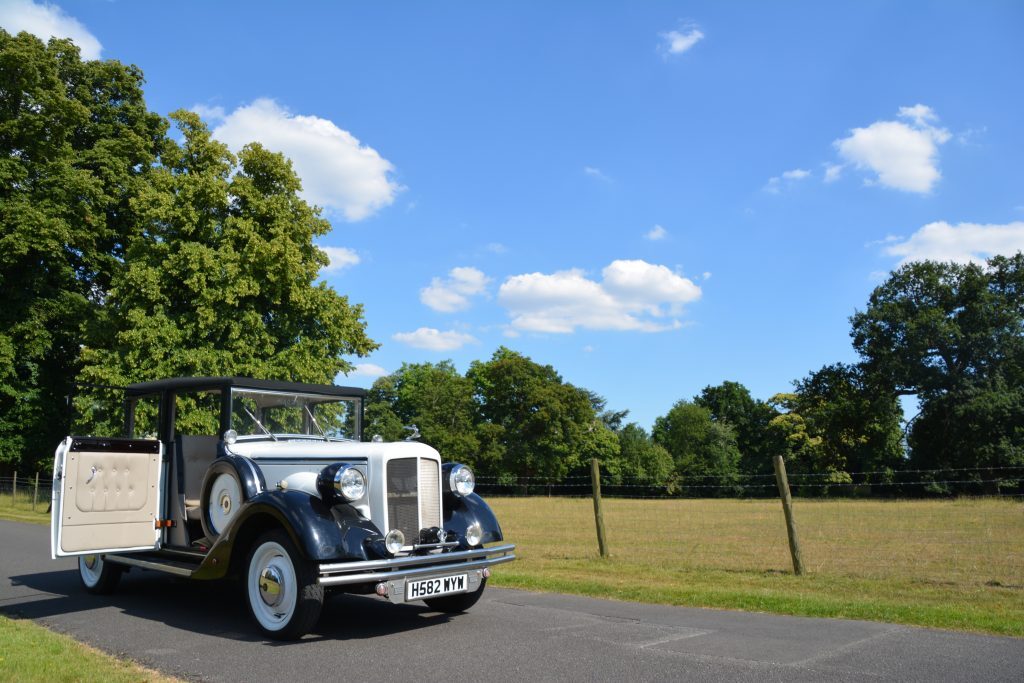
[227,439,443,539]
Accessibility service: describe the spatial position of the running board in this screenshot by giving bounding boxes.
[104,554,195,577]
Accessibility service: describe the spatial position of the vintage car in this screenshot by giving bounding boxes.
[50,376,515,639]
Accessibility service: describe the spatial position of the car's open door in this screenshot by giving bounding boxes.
[51,436,164,558]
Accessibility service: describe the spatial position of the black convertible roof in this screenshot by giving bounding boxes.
[125,376,367,398]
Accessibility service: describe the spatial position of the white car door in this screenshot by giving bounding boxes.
[51,436,164,558]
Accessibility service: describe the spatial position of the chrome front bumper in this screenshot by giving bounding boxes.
[318,544,516,603]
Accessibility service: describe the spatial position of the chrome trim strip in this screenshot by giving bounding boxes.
[411,541,460,551]
[105,554,194,577]
[319,544,515,574]
[318,553,516,587]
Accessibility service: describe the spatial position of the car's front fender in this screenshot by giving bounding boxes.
[443,492,504,545]
[192,490,382,579]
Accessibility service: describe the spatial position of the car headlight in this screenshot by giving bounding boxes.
[317,463,366,502]
[448,464,475,497]
[335,466,366,501]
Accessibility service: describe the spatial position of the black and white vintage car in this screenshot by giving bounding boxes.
[50,376,515,639]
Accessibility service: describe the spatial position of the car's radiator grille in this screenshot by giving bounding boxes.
[387,458,420,542]
[419,458,441,529]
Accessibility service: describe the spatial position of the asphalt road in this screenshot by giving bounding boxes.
[1,520,1021,682]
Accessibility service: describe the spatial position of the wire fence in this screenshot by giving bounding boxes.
[480,465,1024,587]
[0,474,53,513]
[475,465,1024,499]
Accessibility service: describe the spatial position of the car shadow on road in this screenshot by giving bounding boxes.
[5,567,461,644]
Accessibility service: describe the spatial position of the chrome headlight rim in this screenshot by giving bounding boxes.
[333,465,366,502]
[448,463,475,497]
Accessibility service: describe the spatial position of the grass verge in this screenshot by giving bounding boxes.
[0,492,50,525]
[0,615,181,683]
[487,496,1024,637]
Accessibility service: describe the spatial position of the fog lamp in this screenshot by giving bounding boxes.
[465,522,483,547]
[223,429,238,444]
[385,529,405,555]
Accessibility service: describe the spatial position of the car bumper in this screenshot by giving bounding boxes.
[318,544,516,603]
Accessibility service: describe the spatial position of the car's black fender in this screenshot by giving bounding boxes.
[443,492,504,546]
[192,490,382,579]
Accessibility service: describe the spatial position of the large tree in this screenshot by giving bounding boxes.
[850,256,1024,474]
[652,400,741,487]
[695,381,778,475]
[0,31,166,469]
[74,112,376,434]
[791,363,905,477]
[467,347,618,481]
[365,361,490,468]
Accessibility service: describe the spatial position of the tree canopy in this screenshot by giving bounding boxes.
[0,34,375,462]
[851,256,1024,476]
[0,31,165,466]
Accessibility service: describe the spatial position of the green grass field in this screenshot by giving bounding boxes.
[0,615,180,683]
[487,496,1024,637]
[3,492,1021,636]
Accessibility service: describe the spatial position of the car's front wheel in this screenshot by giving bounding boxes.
[424,577,486,613]
[78,554,122,594]
[244,530,323,640]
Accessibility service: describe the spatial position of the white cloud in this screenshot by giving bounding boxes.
[420,266,490,313]
[191,103,226,121]
[318,245,360,272]
[823,164,843,183]
[485,242,508,254]
[392,327,478,351]
[646,225,668,241]
[659,25,704,56]
[764,168,810,193]
[0,0,101,59]
[498,259,701,334]
[207,98,400,221]
[883,221,1024,266]
[833,105,951,193]
[583,166,612,182]
[348,363,388,379]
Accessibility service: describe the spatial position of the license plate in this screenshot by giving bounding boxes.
[405,573,467,601]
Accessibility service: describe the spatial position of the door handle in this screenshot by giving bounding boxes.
[85,465,97,484]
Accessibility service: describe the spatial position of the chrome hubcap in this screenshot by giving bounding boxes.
[83,555,97,570]
[259,566,284,606]
[220,494,232,514]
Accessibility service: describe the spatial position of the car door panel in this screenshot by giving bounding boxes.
[52,436,164,557]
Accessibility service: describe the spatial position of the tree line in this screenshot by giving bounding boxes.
[1,31,1021,494]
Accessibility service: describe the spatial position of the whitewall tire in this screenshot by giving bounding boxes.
[78,554,122,594]
[245,530,323,640]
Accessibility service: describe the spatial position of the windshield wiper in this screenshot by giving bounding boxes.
[242,405,277,441]
[304,405,334,442]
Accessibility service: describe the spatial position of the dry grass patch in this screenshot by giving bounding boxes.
[488,496,1024,636]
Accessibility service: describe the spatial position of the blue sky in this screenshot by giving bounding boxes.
[3,1,1023,429]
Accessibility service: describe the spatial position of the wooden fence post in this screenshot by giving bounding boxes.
[590,458,609,558]
[11,471,16,505]
[773,455,805,576]
[33,471,40,512]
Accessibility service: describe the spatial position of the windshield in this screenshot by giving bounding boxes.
[230,388,361,440]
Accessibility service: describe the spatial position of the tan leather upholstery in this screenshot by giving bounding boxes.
[179,435,219,519]
[60,448,160,553]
